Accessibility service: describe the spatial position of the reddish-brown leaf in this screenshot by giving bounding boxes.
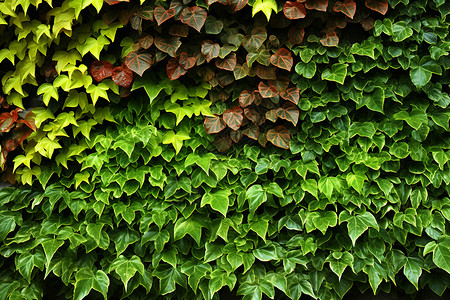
[231,0,248,12]
[169,0,184,17]
[280,87,300,104]
[91,60,114,82]
[103,10,119,25]
[270,48,293,71]
[242,123,259,140]
[180,6,207,32]
[215,53,237,71]
[365,0,388,15]
[136,6,154,20]
[258,132,267,147]
[242,27,267,52]
[214,134,232,152]
[194,51,206,66]
[130,14,143,32]
[154,37,182,57]
[233,63,250,80]
[105,0,130,5]
[12,127,32,146]
[288,23,305,45]
[267,125,290,149]
[138,35,153,49]
[230,130,243,143]
[268,77,290,92]
[201,40,220,63]
[4,139,18,152]
[0,113,15,132]
[17,110,36,131]
[360,17,375,31]
[305,0,328,11]
[283,1,307,19]
[217,72,235,86]
[42,61,57,78]
[125,52,153,76]
[166,58,187,80]
[178,52,196,70]
[244,107,261,124]
[112,64,133,88]
[333,0,356,19]
[154,7,175,26]
[223,106,244,131]
[239,90,254,107]
[258,81,279,98]
[266,109,278,122]
[320,31,339,47]
[169,24,189,37]
[254,65,277,80]
[277,103,299,125]
[204,115,226,134]
[119,9,132,26]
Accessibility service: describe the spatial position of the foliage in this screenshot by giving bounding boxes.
[0,0,450,300]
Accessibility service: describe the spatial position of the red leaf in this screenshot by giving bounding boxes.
[288,23,305,45]
[254,65,277,80]
[283,1,307,19]
[320,31,339,47]
[166,58,187,80]
[17,110,36,131]
[266,109,278,122]
[169,24,189,37]
[266,125,290,149]
[125,52,153,76]
[12,127,32,145]
[180,6,207,33]
[0,111,17,132]
[258,81,279,98]
[178,52,196,70]
[138,35,154,49]
[204,115,226,134]
[277,103,299,126]
[230,130,243,143]
[215,53,237,71]
[365,0,388,15]
[223,106,244,131]
[105,0,130,5]
[280,87,300,104]
[360,17,375,31]
[244,107,261,124]
[270,48,293,71]
[154,7,175,26]
[333,0,356,19]
[201,40,220,63]
[305,0,328,12]
[242,27,267,52]
[4,139,18,152]
[154,37,182,57]
[214,134,232,152]
[42,61,57,78]
[112,64,133,88]
[91,60,114,82]
[242,123,259,140]
[239,90,258,107]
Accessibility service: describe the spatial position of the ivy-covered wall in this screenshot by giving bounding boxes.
[1,0,449,299]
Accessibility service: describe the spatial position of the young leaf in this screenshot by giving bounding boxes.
[333,0,356,19]
[305,0,328,11]
[288,23,305,45]
[204,116,226,134]
[231,0,249,12]
[91,60,114,82]
[283,1,307,19]
[112,65,133,88]
[320,31,339,47]
[169,24,189,37]
[254,65,277,80]
[252,0,278,20]
[215,53,237,71]
[270,48,294,71]
[154,7,175,26]
[258,81,279,98]
[213,134,232,152]
[280,87,300,104]
[276,103,299,125]
[365,0,388,15]
[178,52,196,70]
[154,37,182,57]
[242,27,267,52]
[166,58,187,80]
[266,125,290,149]
[125,52,153,76]
[223,106,244,131]
[180,6,207,33]
[201,40,220,62]
[138,35,154,49]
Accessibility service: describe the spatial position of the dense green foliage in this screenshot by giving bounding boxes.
[1,0,450,299]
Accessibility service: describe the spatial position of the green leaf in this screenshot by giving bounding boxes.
[162,131,190,154]
[109,255,145,289]
[326,252,354,280]
[37,83,59,105]
[201,189,231,217]
[392,21,413,42]
[403,257,423,289]
[339,211,379,245]
[174,217,204,245]
[16,251,45,283]
[246,185,267,215]
[321,63,348,85]
[0,211,20,241]
[74,268,109,300]
[410,56,442,89]
[348,122,376,138]
[433,239,450,274]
